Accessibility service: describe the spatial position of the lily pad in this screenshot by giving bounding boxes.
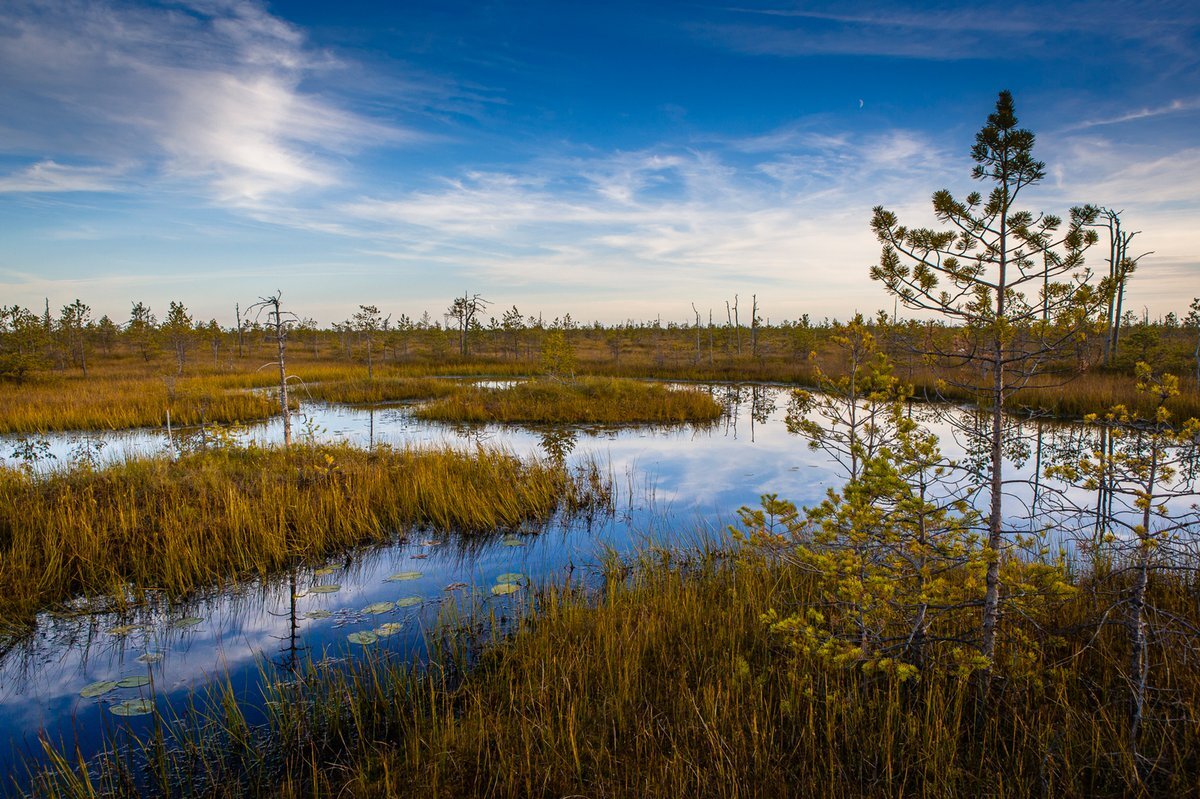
[292,589,309,599]
[80,680,119,698]
[117,675,151,689]
[347,631,378,645]
[491,582,521,596]
[362,601,395,615]
[384,571,422,582]
[136,652,164,665]
[444,582,468,592]
[500,535,524,547]
[109,625,141,636]
[495,572,525,584]
[314,567,338,576]
[374,622,404,637]
[171,616,203,629]
[110,699,154,717]
[309,584,341,594]
[305,609,332,620]
[396,596,422,608]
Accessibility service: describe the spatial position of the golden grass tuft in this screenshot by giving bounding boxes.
[301,377,461,405]
[414,377,724,425]
[0,444,609,634]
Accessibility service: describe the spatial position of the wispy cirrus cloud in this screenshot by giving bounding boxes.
[0,0,415,203]
[1062,97,1200,132]
[699,1,1198,61]
[0,160,129,193]
[321,133,953,312]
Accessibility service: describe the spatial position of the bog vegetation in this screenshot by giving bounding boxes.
[0,444,611,636]
[414,376,723,424]
[6,92,1200,798]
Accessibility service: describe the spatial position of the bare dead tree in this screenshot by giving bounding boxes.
[248,292,300,447]
[446,292,489,357]
[1092,209,1152,365]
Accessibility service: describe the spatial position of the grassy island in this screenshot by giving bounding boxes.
[0,444,609,635]
[414,377,724,425]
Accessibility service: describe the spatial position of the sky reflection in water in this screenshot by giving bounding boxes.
[0,383,1176,783]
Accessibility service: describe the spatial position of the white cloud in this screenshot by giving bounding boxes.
[1062,97,1200,132]
[0,160,127,193]
[0,0,411,203]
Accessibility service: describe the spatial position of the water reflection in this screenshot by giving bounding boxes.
[1,382,1196,786]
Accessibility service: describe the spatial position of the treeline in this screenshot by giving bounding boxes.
[3,293,1198,386]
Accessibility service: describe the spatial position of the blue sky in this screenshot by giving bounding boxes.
[1,0,1197,325]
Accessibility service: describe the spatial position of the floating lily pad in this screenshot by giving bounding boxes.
[314,567,338,576]
[309,584,341,594]
[396,596,422,608]
[384,571,422,582]
[110,699,154,717]
[136,652,163,665]
[171,616,203,629]
[109,625,141,636]
[495,572,525,584]
[347,631,378,645]
[491,582,521,596]
[418,539,441,547]
[500,536,524,547]
[410,553,428,560]
[305,609,332,620]
[374,623,404,637]
[117,675,151,689]
[292,589,309,599]
[362,601,395,615]
[80,680,119,698]
[444,582,468,592]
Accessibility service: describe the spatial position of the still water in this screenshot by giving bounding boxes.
[0,382,1187,788]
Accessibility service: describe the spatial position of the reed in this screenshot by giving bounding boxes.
[0,444,610,636]
[414,377,725,425]
[25,549,1200,798]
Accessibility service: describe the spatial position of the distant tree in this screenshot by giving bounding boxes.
[352,304,387,379]
[248,292,299,447]
[446,292,489,357]
[94,315,118,355]
[162,301,194,375]
[1094,209,1151,365]
[501,305,525,360]
[58,299,92,376]
[0,305,45,380]
[126,302,158,363]
[540,325,577,381]
[296,317,321,358]
[869,90,1101,676]
[203,319,223,366]
[391,314,414,360]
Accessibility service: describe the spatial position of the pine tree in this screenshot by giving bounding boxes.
[869,91,1102,673]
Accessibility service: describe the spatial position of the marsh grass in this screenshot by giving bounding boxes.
[0,444,610,636]
[414,377,725,425]
[26,549,1200,799]
[1,349,1195,436]
[0,375,281,434]
[300,377,461,405]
